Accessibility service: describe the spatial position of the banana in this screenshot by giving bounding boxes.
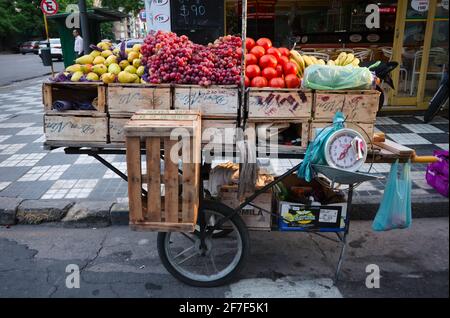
[342,53,355,66]
[302,55,313,67]
[351,58,360,66]
[310,56,318,64]
[289,50,305,74]
[290,58,303,76]
[336,52,347,66]
[327,60,335,66]
[317,59,325,65]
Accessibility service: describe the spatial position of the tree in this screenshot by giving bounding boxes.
[101,0,143,15]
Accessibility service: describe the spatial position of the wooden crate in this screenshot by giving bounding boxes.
[313,90,380,122]
[219,185,272,231]
[173,85,239,119]
[107,83,171,116]
[255,120,310,156]
[247,88,312,121]
[309,121,375,144]
[42,82,106,116]
[125,110,201,232]
[44,114,108,145]
[109,116,130,144]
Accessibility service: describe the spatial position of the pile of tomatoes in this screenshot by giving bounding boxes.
[245,37,301,88]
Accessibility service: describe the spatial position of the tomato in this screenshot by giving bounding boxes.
[276,65,284,77]
[245,76,250,87]
[269,77,286,88]
[246,53,258,65]
[250,46,265,60]
[259,54,277,69]
[256,38,272,51]
[251,76,268,88]
[266,47,281,59]
[261,67,277,80]
[246,37,256,51]
[283,62,298,76]
[284,74,301,88]
[278,56,290,69]
[278,47,291,57]
[246,64,261,79]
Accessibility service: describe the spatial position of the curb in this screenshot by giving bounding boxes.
[1,195,448,227]
[0,73,52,88]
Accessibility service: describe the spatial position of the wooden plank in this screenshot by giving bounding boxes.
[309,121,374,143]
[130,222,195,233]
[109,117,129,143]
[182,136,196,223]
[44,115,107,142]
[146,137,162,222]
[164,138,179,223]
[107,85,171,114]
[201,120,238,145]
[248,89,312,119]
[373,139,415,156]
[173,87,238,118]
[126,137,143,222]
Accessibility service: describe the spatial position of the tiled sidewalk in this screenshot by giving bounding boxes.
[0,80,448,204]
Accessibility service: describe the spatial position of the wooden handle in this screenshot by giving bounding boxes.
[412,155,439,163]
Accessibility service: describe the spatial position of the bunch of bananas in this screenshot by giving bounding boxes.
[289,50,326,77]
[328,52,360,66]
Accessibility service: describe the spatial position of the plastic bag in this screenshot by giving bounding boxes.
[372,160,412,231]
[297,112,345,182]
[302,64,375,90]
[426,150,449,197]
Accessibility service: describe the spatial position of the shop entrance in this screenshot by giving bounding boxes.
[389,0,448,110]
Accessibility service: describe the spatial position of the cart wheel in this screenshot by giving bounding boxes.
[157,200,250,287]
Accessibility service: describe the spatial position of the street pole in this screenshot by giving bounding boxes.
[42,13,55,77]
[144,0,152,33]
[78,0,91,54]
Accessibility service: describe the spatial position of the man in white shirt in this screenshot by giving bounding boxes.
[73,29,84,57]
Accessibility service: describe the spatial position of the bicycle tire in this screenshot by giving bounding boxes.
[424,83,449,123]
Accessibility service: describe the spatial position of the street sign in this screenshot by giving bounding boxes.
[40,0,59,16]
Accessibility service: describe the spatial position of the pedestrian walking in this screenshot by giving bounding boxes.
[73,29,84,57]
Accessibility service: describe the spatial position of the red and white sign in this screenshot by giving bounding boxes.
[40,0,58,16]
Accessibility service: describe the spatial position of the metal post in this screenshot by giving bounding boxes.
[78,0,91,54]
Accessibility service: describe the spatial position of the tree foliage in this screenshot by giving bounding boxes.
[101,0,143,15]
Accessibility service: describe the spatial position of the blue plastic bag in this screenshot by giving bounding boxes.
[298,112,345,182]
[372,160,412,231]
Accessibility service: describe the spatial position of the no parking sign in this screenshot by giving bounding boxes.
[40,0,59,16]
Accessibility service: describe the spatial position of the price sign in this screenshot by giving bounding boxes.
[40,0,59,16]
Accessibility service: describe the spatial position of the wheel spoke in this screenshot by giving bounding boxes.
[180,232,195,243]
[210,250,219,273]
[173,245,195,259]
[177,250,199,265]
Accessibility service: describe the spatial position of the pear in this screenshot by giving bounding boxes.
[127,51,139,63]
[101,50,113,58]
[125,48,132,54]
[113,48,120,55]
[86,72,99,81]
[71,71,84,82]
[124,65,137,74]
[108,63,121,75]
[119,60,129,69]
[132,44,141,53]
[136,65,145,77]
[75,54,94,65]
[92,64,107,76]
[139,53,143,59]
[134,77,141,83]
[140,78,147,84]
[66,64,81,73]
[132,59,141,68]
[93,56,106,65]
[118,71,138,83]
[80,64,93,74]
[101,72,116,84]
[97,42,112,51]
[104,55,117,67]
[90,50,101,58]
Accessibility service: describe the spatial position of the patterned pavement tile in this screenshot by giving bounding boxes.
[0,153,46,167]
[0,143,27,155]
[18,164,70,182]
[387,133,432,145]
[41,179,98,199]
[0,181,11,191]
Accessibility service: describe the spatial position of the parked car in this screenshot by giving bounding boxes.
[112,39,143,49]
[38,38,63,61]
[19,41,40,54]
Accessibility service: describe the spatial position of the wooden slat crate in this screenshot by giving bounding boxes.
[42,82,106,116]
[173,85,239,119]
[313,90,380,122]
[219,185,272,231]
[309,121,375,144]
[247,88,312,121]
[125,110,201,232]
[44,114,108,146]
[107,83,171,116]
[255,120,310,156]
[109,116,130,144]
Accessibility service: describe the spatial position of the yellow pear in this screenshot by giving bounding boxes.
[127,51,139,63]
[105,55,117,66]
[75,54,94,65]
[108,63,121,75]
[118,71,138,83]
[132,44,141,53]
[71,71,84,82]
[140,78,147,84]
[113,48,120,55]
[101,50,113,58]
[90,50,101,58]
[101,72,116,84]
[132,59,141,68]
[66,64,81,73]
[80,64,93,74]
[136,65,145,77]
[86,72,99,81]
[119,60,129,69]
[93,56,106,65]
[92,64,107,75]
[124,65,136,74]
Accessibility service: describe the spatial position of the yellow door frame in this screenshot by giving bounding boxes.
[388,0,439,110]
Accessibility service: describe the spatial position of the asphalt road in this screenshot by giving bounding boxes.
[0,218,448,298]
[0,54,64,87]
